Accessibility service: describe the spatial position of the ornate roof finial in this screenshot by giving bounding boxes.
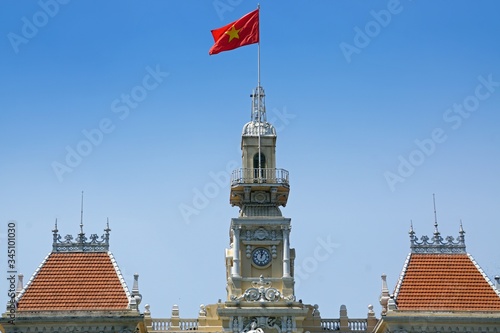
[131,273,142,307]
[52,219,60,244]
[102,218,111,244]
[16,273,24,297]
[409,220,416,245]
[379,274,390,315]
[458,220,466,244]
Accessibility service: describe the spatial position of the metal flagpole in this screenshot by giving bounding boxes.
[257,4,261,89]
[257,4,262,181]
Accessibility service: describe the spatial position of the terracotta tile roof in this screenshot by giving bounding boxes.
[395,253,500,311]
[17,252,130,311]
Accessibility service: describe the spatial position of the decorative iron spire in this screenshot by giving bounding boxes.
[409,220,415,242]
[242,85,276,137]
[458,220,466,243]
[250,86,266,123]
[104,218,111,243]
[52,219,59,244]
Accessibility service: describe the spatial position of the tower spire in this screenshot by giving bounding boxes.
[250,86,266,174]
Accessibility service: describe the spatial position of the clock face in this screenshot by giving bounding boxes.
[252,247,271,267]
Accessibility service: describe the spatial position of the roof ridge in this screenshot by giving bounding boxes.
[107,251,132,304]
[467,252,500,299]
[393,252,411,300]
[16,252,52,302]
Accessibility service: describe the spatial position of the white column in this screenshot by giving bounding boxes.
[232,225,241,278]
[282,226,291,277]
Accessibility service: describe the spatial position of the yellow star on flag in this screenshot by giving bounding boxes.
[225,25,240,42]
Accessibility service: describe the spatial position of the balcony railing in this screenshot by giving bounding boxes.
[231,168,289,187]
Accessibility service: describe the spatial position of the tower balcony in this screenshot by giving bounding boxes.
[230,168,290,207]
[231,168,289,186]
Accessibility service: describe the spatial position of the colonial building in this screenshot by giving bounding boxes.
[0,222,145,333]
[2,84,500,333]
[375,223,500,332]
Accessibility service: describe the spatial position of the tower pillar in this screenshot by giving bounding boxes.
[231,225,241,278]
[282,225,291,278]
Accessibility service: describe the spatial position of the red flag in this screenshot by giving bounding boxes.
[209,9,259,55]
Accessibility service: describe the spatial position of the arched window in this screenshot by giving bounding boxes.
[253,152,266,169]
[253,153,266,180]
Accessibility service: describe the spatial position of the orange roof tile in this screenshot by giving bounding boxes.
[17,252,130,311]
[395,253,500,311]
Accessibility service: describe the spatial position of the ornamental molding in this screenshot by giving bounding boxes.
[409,222,466,254]
[231,316,294,333]
[231,275,288,303]
[233,275,280,302]
[52,221,111,253]
[246,227,279,242]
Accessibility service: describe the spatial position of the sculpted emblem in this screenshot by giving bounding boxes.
[254,228,269,240]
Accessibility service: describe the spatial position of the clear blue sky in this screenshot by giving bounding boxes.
[1,0,500,319]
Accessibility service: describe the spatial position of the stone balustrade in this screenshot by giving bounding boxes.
[145,304,377,333]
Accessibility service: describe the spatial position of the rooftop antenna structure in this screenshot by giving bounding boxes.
[80,191,84,234]
[432,193,441,242]
[433,193,438,227]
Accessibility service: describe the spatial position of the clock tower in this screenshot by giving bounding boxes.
[217,86,310,333]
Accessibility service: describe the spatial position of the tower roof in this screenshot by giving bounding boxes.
[242,121,276,137]
[393,225,500,311]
